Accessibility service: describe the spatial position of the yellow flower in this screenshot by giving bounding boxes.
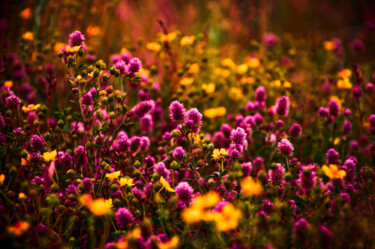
[106,171,121,181]
[0,174,5,185]
[247,57,260,68]
[221,58,236,69]
[162,32,177,42]
[119,177,134,187]
[65,45,81,53]
[21,152,30,166]
[54,42,65,53]
[204,107,226,119]
[337,78,352,89]
[20,8,32,20]
[338,69,351,79]
[22,32,34,41]
[88,198,113,216]
[179,77,194,86]
[80,194,93,206]
[240,77,255,85]
[188,63,200,74]
[271,80,282,87]
[228,87,243,101]
[86,26,101,36]
[146,42,162,52]
[182,207,204,223]
[43,150,57,162]
[214,203,242,231]
[323,41,335,51]
[236,64,248,74]
[7,221,30,237]
[116,240,128,249]
[202,83,215,94]
[158,236,179,249]
[212,148,228,161]
[4,80,13,88]
[18,192,27,200]
[180,36,195,46]
[22,104,41,113]
[241,177,263,196]
[322,164,346,179]
[333,137,341,145]
[283,81,292,88]
[193,192,220,209]
[160,176,175,192]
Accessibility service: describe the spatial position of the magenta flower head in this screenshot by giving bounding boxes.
[30,135,44,151]
[81,92,93,105]
[230,127,248,150]
[369,114,375,134]
[326,148,339,164]
[6,95,21,109]
[172,146,186,160]
[351,85,362,100]
[292,218,309,247]
[220,124,232,139]
[153,162,171,179]
[242,162,252,177]
[318,107,329,118]
[268,163,285,186]
[277,138,294,157]
[175,182,193,204]
[128,57,142,74]
[328,99,340,117]
[342,120,352,135]
[185,108,202,133]
[114,61,127,76]
[289,123,302,137]
[275,96,290,117]
[263,33,278,47]
[140,114,153,132]
[299,165,316,194]
[169,101,186,123]
[121,52,132,64]
[255,86,266,102]
[115,208,134,228]
[69,31,85,47]
[320,225,332,249]
[133,100,155,118]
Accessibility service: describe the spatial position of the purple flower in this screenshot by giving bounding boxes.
[81,92,93,105]
[130,136,142,152]
[175,182,193,203]
[29,152,43,163]
[318,107,329,118]
[81,178,92,193]
[276,120,284,129]
[30,135,44,151]
[185,108,202,133]
[172,146,186,160]
[6,95,21,109]
[121,52,132,64]
[298,165,316,194]
[328,99,340,117]
[262,199,274,214]
[66,184,78,195]
[169,101,186,123]
[220,124,232,139]
[133,100,155,118]
[369,114,375,134]
[275,96,289,117]
[114,61,127,76]
[268,163,285,186]
[230,127,248,150]
[342,121,352,135]
[153,162,171,179]
[255,86,266,102]
[352,85,362,100]
[253,113,263,125]
[140,114,153,132]
[128,58,142,74]
[326,148,339,164]
[69,31,85,47]
[277,139,294,157]
[320,226,332,249]
[292,218,309,247]
[115,208,134,228]
[289,123,302,137]
[241,162,252,177]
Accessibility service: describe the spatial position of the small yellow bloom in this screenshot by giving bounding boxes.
[221,69,231,79]
[65,45,81,53]
[20,8,32,20]
[80,194,93,206]
[106,171,121,181]
[247,57,260,68]
[0,174,5,185]
[22,104,41,113]
[54,42,66,53]
[202,83,215,94]
[146,42,162,52]
[334,137,341,145]
[212,148,228,161]
[193,192,220,209]
[22,32,34,41]
[18,192,27,200]
[221,58,236,69]
[322,164,346,179]
[241,177,263,195]
[236,64,248,74]
[271,80,282,87]
[160,176,175,192]
[188,63,200,74]
[21,152,30,166]
[214,203,242,231]
[338,69,351,79]
[89,198,113,216]
[182,207,204,223]
[283,81,292,88]
[240,77,255,85]
[204,107,226,119]
[119,177,134,187]
[179,77,194,86]
[7,221,30,237]
[162,32,177,42]
[43,150,57,162]
[337,78,352,89]
[180,36,195,46]
[158,236,179,249]
[323,41,335,51]
[4,81,13,88]
[228,87,243,101]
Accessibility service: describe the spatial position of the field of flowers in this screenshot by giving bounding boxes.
[0,0,375,248]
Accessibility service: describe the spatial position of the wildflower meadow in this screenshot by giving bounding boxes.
[0,0,375,248]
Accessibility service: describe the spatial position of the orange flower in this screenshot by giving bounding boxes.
[241,177,263,195]
[8,221,30,237]
[214,203,242,231]
[20,8,32,20]
[322,164,346,179]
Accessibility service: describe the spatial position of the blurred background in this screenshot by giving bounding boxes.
[1,0,375,62]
